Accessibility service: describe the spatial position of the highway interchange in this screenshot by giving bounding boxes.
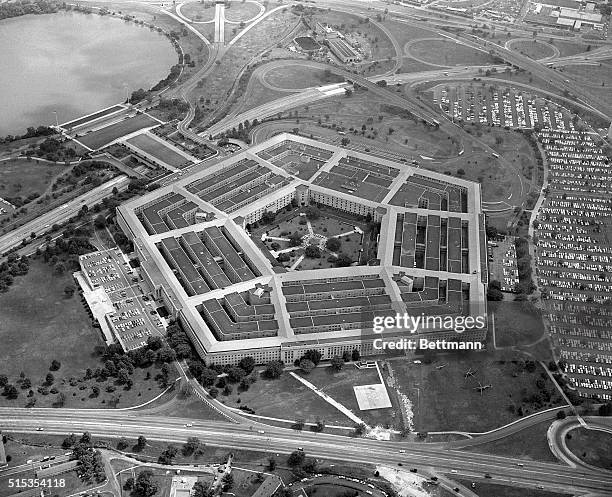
[2,407,612,495]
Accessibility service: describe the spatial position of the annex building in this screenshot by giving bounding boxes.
[117,134,488,365]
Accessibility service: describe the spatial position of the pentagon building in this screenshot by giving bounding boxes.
[117,133,488,365]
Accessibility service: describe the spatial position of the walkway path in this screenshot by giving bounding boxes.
[289,372,366,426]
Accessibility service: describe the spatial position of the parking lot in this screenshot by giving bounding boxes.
[434,83,577,130]
[534,128,612,400]
[79,249,166,351]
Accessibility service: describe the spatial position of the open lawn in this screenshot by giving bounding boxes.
[561,61,612,89]
[77,114,158,150]
[459,420,559,462]
[181,2,216,22]
[0,260,171,409]
[126,133,190,167]
[217,369,354,426]
[549,39,590,58]
[0,158,67,201]
[294,365,401,429]
[566,427,612,470]
[456,480,571,497]
[380,19,438,48]
[293,93,460,158]
[489,300,546,349]
[0,261,104,380]
[262,64,344,90]
[407,39,496,67]
[224,1,262,22]
[509,39,556,60]
[387,350,564,432]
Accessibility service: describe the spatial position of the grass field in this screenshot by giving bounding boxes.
[566,427,612,469]
[456,479,570,497]
[293,93,460,158]
[262,65,344,90]
[0,261,170,409]
[460,420,559,462]
[224,1,261,22]
[181,2,216,22]
[380,19,439,48]
[77,114,158,150]
[407,39,496,67]
[489,300,546,349]
[509,39,556,60]
[388,350,564,432]
[294,366,401,429]
[218,369,355,426]
[561,61,612,88]
[0,158,67,201]
[126,133,189,167]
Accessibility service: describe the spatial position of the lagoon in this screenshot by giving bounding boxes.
[0,11,176,136]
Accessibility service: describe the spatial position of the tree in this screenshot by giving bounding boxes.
[303,349,322,365]
[158,445,178,465]
[227,366,246,383]
[304,206,320,220]
[238,357,256,375]
[91,385,100,397]
[351,349,360,361]
[50,359,61,371]
[299,358,315,374]
[287,450,306,467]
[292,419,305,431]
[21,378,32,389]
[182,437,201,456]
[147,336,163,351]
[221,473,234,491]
[261,211,276,224]
[334,253,352,267]
[0,375,7,387]
[330,356,344,372]
[94,215,107,229]
[304,245,321,258]
[289,232,303,247]
[117,368,130,385]
[263,360,284,379]
[267,457,277,470]
[556,410,567,420]
[117,437,130,450]
[192,481,214,497]
[325,238,341,252]
[45,372,55,385]
[62,434,77,449]
[64,284,76,297]
[137,435,147,450]
[132,470,158,497]
[124,477,135,491]
[3,384,18,399]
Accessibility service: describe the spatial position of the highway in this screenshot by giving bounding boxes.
[1,409,611,494]
[0,174,129,255]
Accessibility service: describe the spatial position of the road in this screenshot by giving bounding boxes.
[0,174,129,255]
[1,409,611,495]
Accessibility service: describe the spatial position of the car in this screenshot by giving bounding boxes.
[450,470,457,474]
[36,427,44,431]
[484,473,492,479]
[454,488,460,492]
[516,463,524,467]
[185,423,193,427]
[410,468,417,473]
[399,449,406,453]
[398,463,403,466]
[297,447,303,451]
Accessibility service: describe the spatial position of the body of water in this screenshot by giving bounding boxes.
[0,11,177,136]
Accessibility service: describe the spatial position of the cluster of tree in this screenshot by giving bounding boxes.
[126,470,159,497]
[155,98,190,121]
[192,481,215,497]
[130,65,181,104]
[0,125,54,145]
[286,449,318,478]
[223,120,253,144]
[0,0,57,20]
[487,279,504,301]
[0,253,30,293]
[61,432,105,482]
[514,237,536,296]
[188,355,258,395]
